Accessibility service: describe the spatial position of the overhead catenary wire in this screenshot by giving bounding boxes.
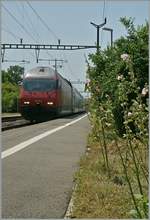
[2,3,50,62]
[3,3,40,62]
[25,1,76,71]
[1,28,35,61]
[19,1,47,61]
[26,1,79,81]
[2,2,83,84]
[2,27,21,41]
[21,2,25,68]
[2,4,38,43]
[4,2,81,82]
[16,1,41,44]
[22,2,54,60]
[101,0,107,47]
[102,0,106,21]
[25,1,55,60]
[26,1,59,42]
[1,30,35,61]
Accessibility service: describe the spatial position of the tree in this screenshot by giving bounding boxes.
[2,82,19,112]
[2,65,24,85]
[2,65,23,112]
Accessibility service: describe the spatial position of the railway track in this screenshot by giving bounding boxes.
[2,116,31,131]
[2,112,86,131]
[2,116,23,122]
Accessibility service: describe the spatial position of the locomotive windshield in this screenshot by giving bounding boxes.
[23,78,56,92]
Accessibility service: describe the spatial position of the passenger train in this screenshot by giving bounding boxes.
[19,66,85,122]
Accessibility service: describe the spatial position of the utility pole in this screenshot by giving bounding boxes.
[90,18,107,53]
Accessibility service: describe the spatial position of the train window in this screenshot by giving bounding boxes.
[56,79,61,89]
[39,68,45,72]
[23,79,56,92]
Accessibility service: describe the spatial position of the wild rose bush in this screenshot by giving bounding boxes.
[86,17,148,218]
[87,17,148,137]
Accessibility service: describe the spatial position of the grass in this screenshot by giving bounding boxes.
[70,131,148,218]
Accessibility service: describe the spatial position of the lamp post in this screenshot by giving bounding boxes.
[102,27,113,47]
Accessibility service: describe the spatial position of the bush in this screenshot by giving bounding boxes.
[2,65,23,113]
[86,17,148,218]
[2,82,19,113]
[87,17,148,136]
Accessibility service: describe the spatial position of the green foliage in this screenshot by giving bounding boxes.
[87,17,148,136]
[2,65,23,113]
[2,65,23,85]
[86,17,148,218]
[2,82,19,112]
[129,194,149,218]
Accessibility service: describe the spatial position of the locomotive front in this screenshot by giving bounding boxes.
[19,67,59,121]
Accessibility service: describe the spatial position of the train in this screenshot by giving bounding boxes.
[19,66,85,122]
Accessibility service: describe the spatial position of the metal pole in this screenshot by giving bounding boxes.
[102,27,113,48]
[111,29,113,47]
[97,27,100,52]
[55,59,57,72]
[1,49,5,62]
[90,18,107,53]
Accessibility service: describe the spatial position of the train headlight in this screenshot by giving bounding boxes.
[24,101,30,104]
[47,102,53,105]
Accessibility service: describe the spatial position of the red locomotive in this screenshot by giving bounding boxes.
[19,66,84,122]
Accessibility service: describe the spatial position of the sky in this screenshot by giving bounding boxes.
[1,0,149,93]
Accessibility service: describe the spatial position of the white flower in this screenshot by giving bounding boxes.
[121,53,130,61]
[86,78,90,84]
[106,123,111,127]
[117,75,123,80]
[121,102,126,107]
[141,87,148,96]
[128,112,132,117]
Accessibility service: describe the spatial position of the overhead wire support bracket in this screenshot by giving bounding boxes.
[102,27,113,47]
[1,48,5,62]
[3,59,30,64]
[90,17,107,52]
[35,48,40,63]
[38,58,67,71]
[1,43,96,51]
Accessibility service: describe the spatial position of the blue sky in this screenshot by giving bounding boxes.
[1,0,149,92]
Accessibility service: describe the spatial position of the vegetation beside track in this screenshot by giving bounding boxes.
[2,65,23,113]
[71,17,148,218]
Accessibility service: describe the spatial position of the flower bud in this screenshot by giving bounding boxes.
[121,53,130,61]
[141,87,148,96]
[117,75,123,80]
[128,112,132,117]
